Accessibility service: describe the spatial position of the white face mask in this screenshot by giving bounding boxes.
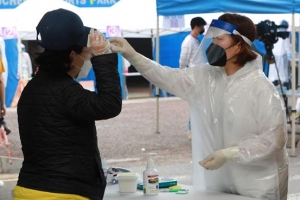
[74,54,92,79]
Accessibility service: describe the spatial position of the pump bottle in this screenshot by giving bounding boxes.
[143,153,159,195]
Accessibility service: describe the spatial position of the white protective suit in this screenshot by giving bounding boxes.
[110,17,288,200]
[109,18,289,198]
[132,54,288,200]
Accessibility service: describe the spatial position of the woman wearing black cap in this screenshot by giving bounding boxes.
[14,9,121,200]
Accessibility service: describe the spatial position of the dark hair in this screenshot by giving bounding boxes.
[191,17,206,30]
[218,13,257,66]
[35,45,83,73]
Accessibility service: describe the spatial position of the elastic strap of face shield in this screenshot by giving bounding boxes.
[232,30,252,46]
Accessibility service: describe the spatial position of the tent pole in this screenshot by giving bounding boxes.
[290,13,297,157]
[298,15,300,88]
[155,15,160,134]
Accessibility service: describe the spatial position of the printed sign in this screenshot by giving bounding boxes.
[106,26,121,37]
[1,26,18,39]
[0,0,120,9]
[163,15,185,29]
[0,0,26,9]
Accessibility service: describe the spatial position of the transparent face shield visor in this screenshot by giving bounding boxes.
[190,19,252,67]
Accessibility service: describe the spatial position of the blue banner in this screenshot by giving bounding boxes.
[65,0,120,7]
[0,0,120,9]
[0,0,26,9]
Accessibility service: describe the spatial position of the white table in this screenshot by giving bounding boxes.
[104,184,259,200]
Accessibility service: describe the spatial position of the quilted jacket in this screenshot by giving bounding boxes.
[17,53,122,200]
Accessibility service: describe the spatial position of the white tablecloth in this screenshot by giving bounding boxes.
[104,184,259,200]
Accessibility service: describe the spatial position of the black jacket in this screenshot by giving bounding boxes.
[17,53,122,200]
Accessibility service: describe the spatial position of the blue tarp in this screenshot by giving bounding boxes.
[5,39,18,107]
[152,32,204,97]
[76,53,125,99]
[156,0,300,16]
[153,32,204,68]
[153,31,189,68]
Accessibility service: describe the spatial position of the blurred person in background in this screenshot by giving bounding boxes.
[179,17,206,69]
[18,43,33,79]
[268,20,291,89]
[0,57,11,135]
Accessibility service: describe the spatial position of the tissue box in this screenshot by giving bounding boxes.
[137,178,177,190]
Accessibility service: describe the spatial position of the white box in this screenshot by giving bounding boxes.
[117,173,139,193]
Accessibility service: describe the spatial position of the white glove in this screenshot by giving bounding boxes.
[198,147,239,170]
[108,37,142,65]
[89,29,111,56]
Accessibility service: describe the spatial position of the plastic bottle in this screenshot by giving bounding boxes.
[143,153,159,195]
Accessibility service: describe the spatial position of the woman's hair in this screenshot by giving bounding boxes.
[218,13,257,66]
[35,45,83,73]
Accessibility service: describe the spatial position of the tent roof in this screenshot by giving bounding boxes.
[156,0,300,16]
[0,0,80,39]
[0,0,160,39]
[13,0,80,32]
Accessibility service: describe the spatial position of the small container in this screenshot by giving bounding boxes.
[117,173,139,193]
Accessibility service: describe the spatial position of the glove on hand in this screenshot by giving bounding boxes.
[198,147,239,170]
[108,37,141,65]
[89,29,111,56]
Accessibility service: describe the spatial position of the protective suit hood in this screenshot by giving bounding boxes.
[226,53,262,80]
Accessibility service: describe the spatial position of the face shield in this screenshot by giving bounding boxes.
[191,19,252,67]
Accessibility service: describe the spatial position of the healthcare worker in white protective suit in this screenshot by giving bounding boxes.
[109,13,288,200]
[268,20,291,89]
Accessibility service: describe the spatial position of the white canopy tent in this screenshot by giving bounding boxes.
[0,0,297,39]
[0,0,80,40]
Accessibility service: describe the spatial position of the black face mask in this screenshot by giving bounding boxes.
[200,28,205,35]
[205,43,235,67]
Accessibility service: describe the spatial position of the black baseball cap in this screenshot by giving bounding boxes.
[36,8,91,51]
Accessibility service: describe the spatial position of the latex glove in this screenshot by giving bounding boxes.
[108,37,141,65]
[199,147,239,170]
[89,29,111,56]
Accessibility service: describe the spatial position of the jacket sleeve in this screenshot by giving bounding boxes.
[237,85,287,164]
[62,53,122,121]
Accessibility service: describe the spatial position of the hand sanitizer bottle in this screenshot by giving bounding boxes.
[143,153,159,195]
